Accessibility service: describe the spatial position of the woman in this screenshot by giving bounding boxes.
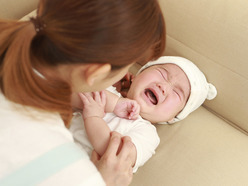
[0,0,165,185]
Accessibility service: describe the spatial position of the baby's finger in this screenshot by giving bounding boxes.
[130,112,139,120]
[130,103,140,119]
[100,91,107,106]
[78,93,89,104]
[129,112,137,120]
[133,103,140,113]
[83,92,94,102]
[93,91,101,103]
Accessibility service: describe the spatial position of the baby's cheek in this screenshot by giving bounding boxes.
[166,101,182,118]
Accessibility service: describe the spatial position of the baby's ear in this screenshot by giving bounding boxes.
[167,118,175,123]
[131,75,136,82]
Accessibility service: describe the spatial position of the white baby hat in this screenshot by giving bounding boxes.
[137,56,217,124]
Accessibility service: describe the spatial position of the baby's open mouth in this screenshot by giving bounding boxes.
[145,89,158,105]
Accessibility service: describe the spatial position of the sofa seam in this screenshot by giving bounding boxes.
[202,105,248,136]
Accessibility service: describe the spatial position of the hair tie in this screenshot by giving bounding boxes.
[30,17,46,33]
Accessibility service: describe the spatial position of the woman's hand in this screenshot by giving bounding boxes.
[113,72,134,97]
[91,131,135,186]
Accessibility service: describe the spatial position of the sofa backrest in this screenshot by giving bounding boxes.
[0,0,38,20]
[158,0,248,133]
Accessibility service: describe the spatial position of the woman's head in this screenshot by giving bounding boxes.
[33,0,165,70]
[0,0,165,126]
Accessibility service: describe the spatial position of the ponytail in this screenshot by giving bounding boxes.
[0,20,72,127]
[0,0,165,128]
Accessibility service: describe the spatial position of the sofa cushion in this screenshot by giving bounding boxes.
[131,1,248,183]
[131,107,248,186]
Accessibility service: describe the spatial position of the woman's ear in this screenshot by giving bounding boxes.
[85,64,111,86]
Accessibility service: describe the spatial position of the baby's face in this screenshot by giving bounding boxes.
[127,63,190,123]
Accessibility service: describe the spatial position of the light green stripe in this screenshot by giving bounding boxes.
[0,142,87,186]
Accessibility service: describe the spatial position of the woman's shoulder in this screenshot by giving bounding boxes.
[0,91,74,145]
[0,93,105,186]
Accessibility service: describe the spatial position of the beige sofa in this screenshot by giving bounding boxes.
[1,0,248,185]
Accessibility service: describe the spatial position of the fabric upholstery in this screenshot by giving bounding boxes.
[1,0,248,185]
[0,0,38,19]
[159,0,248,132]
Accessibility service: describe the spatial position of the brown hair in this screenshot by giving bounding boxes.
[0,0,165,126]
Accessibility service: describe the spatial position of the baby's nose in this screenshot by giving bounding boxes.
[157,84,166,95]
[157,82,173,95]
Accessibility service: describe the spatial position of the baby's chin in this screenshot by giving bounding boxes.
[139,112,157,124]
[139,111,174,124]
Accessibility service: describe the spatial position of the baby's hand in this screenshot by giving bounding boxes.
[113,98,140,120]
[79,91,106,119]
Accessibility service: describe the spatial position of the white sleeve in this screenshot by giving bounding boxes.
[0,93,106,186]
[69,113,93,156]
[106,86,121,97]
[34,142,106,186]
[122,119,160,172]
[0,118,105,186]
[0,141,105,186]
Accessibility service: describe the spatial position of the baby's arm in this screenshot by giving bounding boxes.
[79,91,110,156]
[104,90,140,120]
[79,91,137,167]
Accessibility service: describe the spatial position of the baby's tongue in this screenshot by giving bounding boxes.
[145,89,157,105]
